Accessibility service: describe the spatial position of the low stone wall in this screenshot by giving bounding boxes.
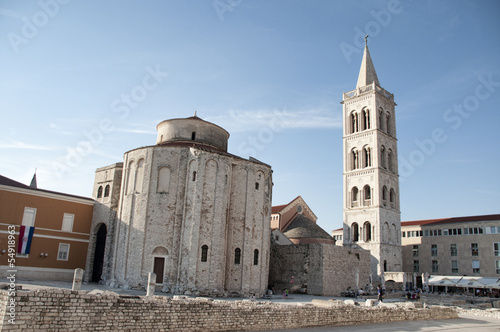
[0,289,458,331]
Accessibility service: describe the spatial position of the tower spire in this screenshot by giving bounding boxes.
[356,40,380,89]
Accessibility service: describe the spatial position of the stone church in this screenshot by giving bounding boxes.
[340,41,403,283]
[84,115,273,296]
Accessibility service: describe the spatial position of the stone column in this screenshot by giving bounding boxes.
[147,272,156,297]
[72,268,84,291]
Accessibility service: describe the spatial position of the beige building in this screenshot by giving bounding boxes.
[401,214,500,281]
[0,175,94,281]
[341,41,402,282]
[85,115,273,296]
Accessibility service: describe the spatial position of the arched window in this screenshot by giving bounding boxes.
[104,185,110,197]
[386,112,391,135]
[351,187,359,207]
[363,185,371,204]
[234,248,241,265]
[382,186,388,202]
[351,149,359,170]
[364,221,372,242]
[253,249,259,265]
[350,112,358,134]
[126,161,135,195]
[383,222,390,243]
[192,171,197,181]
[379,109,384,132]
[363,146,371,167]
[380,146,386,169]
[352,223,359,242]
[362,109,370,130]
[390,188,396,208]
[201,245,208,262]
[97,186,103,198]
[391,224,397,244]
[157,167,171,193]
[135,159,145,194]
[388,149,393,172]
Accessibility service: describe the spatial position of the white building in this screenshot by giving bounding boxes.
[341,41,402,282]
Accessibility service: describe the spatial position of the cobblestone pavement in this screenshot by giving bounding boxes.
[259,314,500,332]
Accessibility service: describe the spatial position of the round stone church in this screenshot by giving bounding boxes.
[85,115,273,296]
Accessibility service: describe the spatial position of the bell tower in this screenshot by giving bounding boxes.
[341,38,402,283]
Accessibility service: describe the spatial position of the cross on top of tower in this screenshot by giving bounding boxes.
[364,35,368,46]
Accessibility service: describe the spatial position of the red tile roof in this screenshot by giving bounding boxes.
[271,196,302,214]
[0,175,94,202]
[402,214,500,227]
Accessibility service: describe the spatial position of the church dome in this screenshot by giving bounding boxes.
[156,114,230,152]
[283,214,336,245]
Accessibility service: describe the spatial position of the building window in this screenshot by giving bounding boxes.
[255,182,259,190]
[201,245,208,262]
[412,245,419,257]
[364,221,372,242]
[57,243,70,261]
[465,227,483,235]
[22,207,37,227]
[363,147,371,167]
[472,260,480,274]
[351,149,359,170]
[363,109,370,130]
[234,248,241,265]
[494,243,500,256]
[192,171,197,181]
[191,132,196,140]
[451,260,458,273]
[61,213,74,232]
[253,249,259,266]
[351,187,359,207]
[413,260,419,272]
[431,244,437,257]
[471,243,479,256]
[382,186,388,202]
[97,186,103,198]
[402,231,406,238]
[352,223,359,242]
[388,149,393,172]
[431,260,438,273]
[157,167,171,193]
[389,189,395,208]
[363,185,371,202]
[450,244,457,256]
[380,146,386,168]
[350,112,359,134]
[104,185,110,197]
[496,260,500,274]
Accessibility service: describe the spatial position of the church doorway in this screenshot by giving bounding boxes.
[92,224,107,283]
[153,257,165,283]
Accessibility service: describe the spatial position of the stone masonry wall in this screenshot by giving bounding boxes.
[0,289,457,331]
[269,243,370,296]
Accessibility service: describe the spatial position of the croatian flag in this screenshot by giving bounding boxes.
[17,226,35,254]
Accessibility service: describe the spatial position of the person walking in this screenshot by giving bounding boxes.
[377,286,383,302]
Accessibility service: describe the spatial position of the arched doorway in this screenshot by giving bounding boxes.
[92,224,107,282]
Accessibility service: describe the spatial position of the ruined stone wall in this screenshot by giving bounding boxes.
[0,289,457,331]
[269,243,370,296]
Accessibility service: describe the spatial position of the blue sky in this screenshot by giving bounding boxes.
[0,0,499,232]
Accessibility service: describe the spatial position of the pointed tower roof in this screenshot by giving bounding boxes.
[356,44,380,89]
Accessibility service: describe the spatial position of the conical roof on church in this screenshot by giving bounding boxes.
[356,45,380,89]
[283,214,335,242]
